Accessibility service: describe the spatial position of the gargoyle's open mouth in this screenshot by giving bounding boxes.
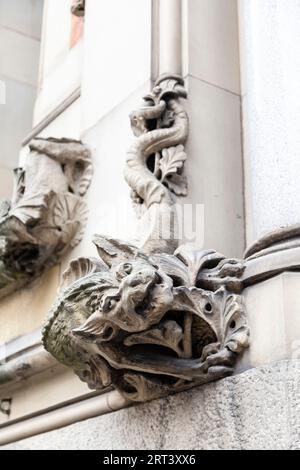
[162,310,217,359]
[190,315,217,358]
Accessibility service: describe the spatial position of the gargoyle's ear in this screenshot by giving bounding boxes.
[60,257,107,293]
[93,235,147,268]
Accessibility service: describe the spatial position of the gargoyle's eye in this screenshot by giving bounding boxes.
[101,297,117,312]
[115,263,133,281]
[123,263,132,275]
[107,299,117,310]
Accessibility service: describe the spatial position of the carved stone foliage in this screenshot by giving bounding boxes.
[0,138,92,299]
[43,236,249,402]
[125,74,188,209]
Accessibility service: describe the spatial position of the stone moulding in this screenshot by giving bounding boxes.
[0,137,92,299]
[42,76,250,403]
[244,224,300,260]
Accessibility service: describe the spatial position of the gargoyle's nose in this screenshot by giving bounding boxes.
[128,269,156,287]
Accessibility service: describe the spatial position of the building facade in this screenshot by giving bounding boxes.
[0,0,300,450]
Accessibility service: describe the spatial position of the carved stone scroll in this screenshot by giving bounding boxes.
[43,76,249,403]
[0,138,92,299]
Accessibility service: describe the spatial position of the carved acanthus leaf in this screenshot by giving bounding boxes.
[51,193,88,249]
[75,355,112,391]
[159,145,187,182]
[8,193,49,225]
[124,320,184,357]
[164,173,188,197]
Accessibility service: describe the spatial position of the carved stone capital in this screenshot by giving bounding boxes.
[43,237,249,402]
[0,138,92,299]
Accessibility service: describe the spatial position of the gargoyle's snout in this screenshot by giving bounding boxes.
[126,269,158,289]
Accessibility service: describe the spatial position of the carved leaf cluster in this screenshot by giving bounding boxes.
[158,145,188,197]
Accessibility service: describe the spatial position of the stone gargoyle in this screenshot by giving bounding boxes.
[42,75,249,403]
[42,236,249,402]
[0,138,92,299]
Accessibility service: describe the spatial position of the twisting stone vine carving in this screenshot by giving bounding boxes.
[125,74,189,254]
[42,236,249,402]
[0,138,92,299]
[43,76,249,403]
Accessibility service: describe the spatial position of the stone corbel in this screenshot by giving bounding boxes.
[0,138,92,299]
[42,77,250,403]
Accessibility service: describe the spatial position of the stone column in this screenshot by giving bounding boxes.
[182,0,245,257]
[238,0,300,371]
[158,0,182,75]
[239,0,300,245]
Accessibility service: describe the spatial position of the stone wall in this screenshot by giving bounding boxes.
[4,360,300,450]
[3,0,298,451]
[0,0,43,198]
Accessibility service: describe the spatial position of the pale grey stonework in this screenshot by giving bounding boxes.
[239,0,300,244]
[3,360,300,450]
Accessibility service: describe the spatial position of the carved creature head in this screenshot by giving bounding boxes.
[43,236,249,402]
[74,253,174,337]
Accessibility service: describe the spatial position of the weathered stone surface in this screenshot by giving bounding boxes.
[0,138,92,299]
[3,360,300,450]
[42,77,249,403]
[124,74,189,254]
[42,236,249,402]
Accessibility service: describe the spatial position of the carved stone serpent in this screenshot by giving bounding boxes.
[124,75,189,254]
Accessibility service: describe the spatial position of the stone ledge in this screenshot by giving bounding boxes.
[3,359,300,450]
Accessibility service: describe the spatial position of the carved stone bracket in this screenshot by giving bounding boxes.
[0,138,92,299]
[43,77,249,403]
[42,236,249,402]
